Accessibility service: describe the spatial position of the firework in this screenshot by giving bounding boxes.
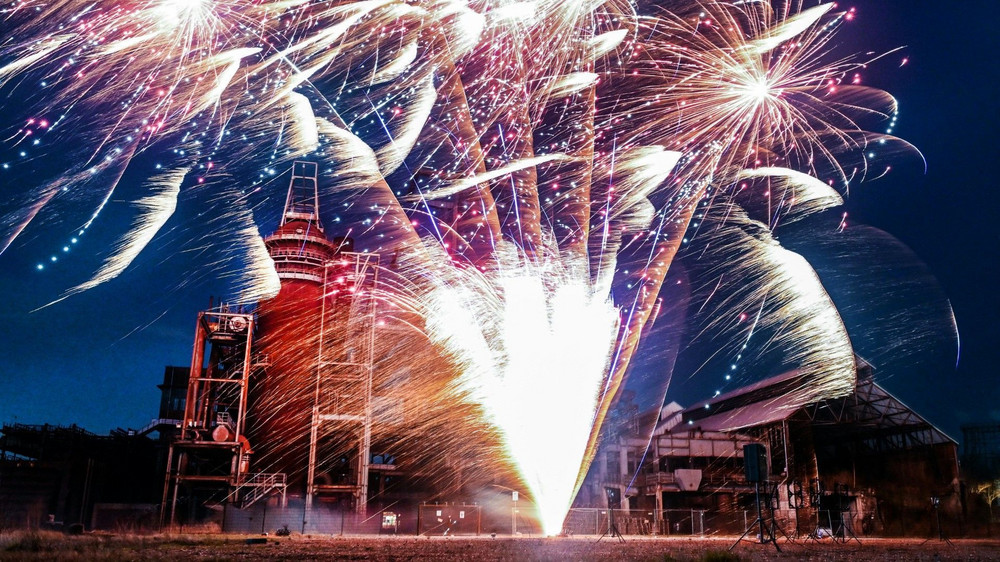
[0,0,929,535]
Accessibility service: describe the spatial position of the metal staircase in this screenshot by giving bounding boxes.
[227,472,288,509]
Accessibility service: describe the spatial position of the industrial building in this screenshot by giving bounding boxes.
[0,423,161,530]
[578,359,962,537]
[961,424,1000,482]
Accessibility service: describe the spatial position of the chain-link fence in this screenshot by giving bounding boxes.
[222,503,395,535]
[561,508,789,536]
[703,510,752,536]
[563,508,715,536]
[218,502,798,537]
[416,504,482,536]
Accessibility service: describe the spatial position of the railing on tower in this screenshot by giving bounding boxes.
[282,161,322,229]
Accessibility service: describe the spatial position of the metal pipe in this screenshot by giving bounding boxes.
[306,264,329,510]
[159,444,175,528]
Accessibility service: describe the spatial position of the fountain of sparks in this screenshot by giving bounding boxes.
[413,243,619,535]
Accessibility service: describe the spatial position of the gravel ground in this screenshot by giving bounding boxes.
[3,533,999,561]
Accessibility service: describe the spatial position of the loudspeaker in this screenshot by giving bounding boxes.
[743,443,768,483]
[605,487,621,509]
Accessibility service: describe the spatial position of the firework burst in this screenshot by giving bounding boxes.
[0,0,928,534]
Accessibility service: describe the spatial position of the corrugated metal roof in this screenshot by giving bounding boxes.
[679,400,797,433]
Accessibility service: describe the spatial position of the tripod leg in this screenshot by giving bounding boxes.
[729,519,760,551]
[770,515,791,543]
[843,518,861,545]
[731,482,782,552]
[610,517,625,543]
[763,515,781,552]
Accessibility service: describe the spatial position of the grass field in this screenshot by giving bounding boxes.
[2,531,998,561]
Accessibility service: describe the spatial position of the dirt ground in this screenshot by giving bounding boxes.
[3,533,1000,561]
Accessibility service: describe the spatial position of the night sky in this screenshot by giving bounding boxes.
[834,0,999,439]
[0,0,996,443]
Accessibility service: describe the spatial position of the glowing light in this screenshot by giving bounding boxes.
[744,77,775,103]
[420,244,618,536]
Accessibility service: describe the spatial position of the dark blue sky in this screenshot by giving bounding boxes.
[833,0,1000,438]
[0,0,996,441]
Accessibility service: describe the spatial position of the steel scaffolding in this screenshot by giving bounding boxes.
[307,252,379,514]
[159,306,287,527]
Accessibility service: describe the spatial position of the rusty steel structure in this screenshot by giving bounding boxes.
[161,162,379,525]
[159,304,284,527]
[247,160,339,494]
[305,252,379,513]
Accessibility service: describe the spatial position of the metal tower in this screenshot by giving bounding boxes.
[282,161,324,229]
[162,162,381,524]
[248,161,378,514]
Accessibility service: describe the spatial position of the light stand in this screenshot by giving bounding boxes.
[921,496,953,546]
[597,487,625,543]
[803,478,824,543]
[786,480,808,541]
[830,483,861,545]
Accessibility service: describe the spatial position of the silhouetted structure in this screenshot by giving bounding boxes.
[962,424,1000,482]
[581,358,960,537]
[0,424,159,529]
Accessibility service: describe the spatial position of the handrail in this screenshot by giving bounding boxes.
[225,472,288,508]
